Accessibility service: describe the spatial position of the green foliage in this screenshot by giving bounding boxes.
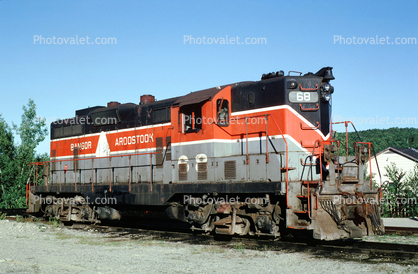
[0,99,48,209]
[48,216,62,228]
[0,115,18,208]
[380,163,418,217]
[334,127,418,156]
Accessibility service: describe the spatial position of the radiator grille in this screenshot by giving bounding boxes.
[224,161,236,180]
[197,163,208,180]
[178,163,188,181]
[156,137,163,167]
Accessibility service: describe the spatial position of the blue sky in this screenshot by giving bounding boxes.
[0,0,417,154]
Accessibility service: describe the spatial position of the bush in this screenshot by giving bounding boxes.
[380,163,418,217]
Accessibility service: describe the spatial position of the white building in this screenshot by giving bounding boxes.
[369,147,418,186]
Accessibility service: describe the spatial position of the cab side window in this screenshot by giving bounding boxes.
[217,99,229,126]
[181,105,202,133]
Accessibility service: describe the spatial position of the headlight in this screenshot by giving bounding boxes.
[321,83,334,94]
[287,80,298,89]
[321,92,331,102]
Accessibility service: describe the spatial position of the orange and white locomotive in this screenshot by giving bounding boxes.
[28,67,384,240]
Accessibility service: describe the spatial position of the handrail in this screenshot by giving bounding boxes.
[220,112,291,208]
[266,114,290,209]
[300,158,315,167]
[332,121,382,187]
[332,121,363,158]
[356,142,382,188]
[299,103,319,112]
[221,112,290,207]
[28,149,165,195]
[300,121,320,130]
[299,84,318,91]
[29,150,163,166]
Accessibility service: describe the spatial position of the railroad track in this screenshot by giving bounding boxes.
[0,208,30,217]
[69,223,418,265]
[385,226,418,236]
[2,210,418,265]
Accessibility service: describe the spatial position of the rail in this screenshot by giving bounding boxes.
[332,121,362,158]
[266,114,290,208]
[355,142,382,188]
[218,113,290,208]
[27,149,165,202]
[332,121,382,187]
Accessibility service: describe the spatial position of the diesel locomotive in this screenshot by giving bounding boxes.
[27,67,384,240]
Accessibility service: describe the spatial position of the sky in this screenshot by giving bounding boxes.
[0,0,417,155]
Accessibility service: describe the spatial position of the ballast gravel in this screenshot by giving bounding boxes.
[0,220,416,274]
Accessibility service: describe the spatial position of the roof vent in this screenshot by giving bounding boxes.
[140,95,155,104]
[107,101,121,107]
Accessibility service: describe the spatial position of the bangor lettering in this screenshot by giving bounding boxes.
[70,141,92,151]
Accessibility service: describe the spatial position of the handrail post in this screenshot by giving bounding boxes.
[25,184,28,205]
[34,164,38,192]
[129,155,132,192]
[308,183,311,218]
[345,121,349,158]
[109,157,112,192]
[91,158,94,192]
[245,117,249,165]
[74,159,77,192]
[59,161,62,192]
[150,154,153,191]
[265,114,269,163]
[320,141,323,182]
[267,114,289,208]
[368,143,373,188]
[46,163,50,191]
[26,164,35,205]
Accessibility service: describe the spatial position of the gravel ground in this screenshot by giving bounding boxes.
[0,219,417,274]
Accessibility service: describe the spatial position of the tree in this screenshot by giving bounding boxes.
[334,128,418,156]
[0,115,17,208]
[380,163,418,217]
[0,99,48,208]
